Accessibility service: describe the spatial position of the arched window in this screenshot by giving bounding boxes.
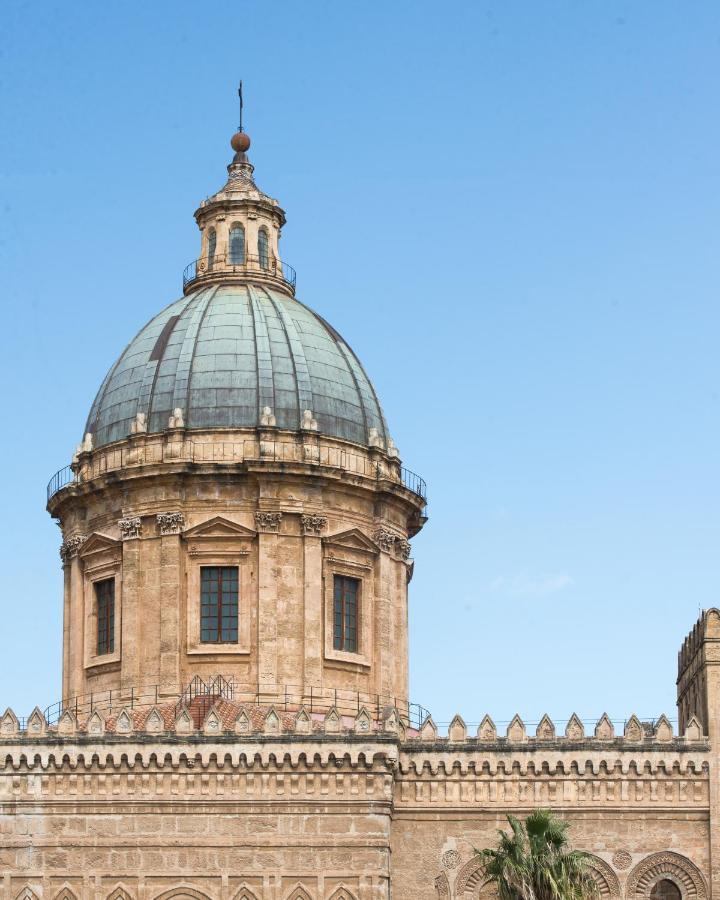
[207,228,216,271]
[258,227,269,270]
[229,223,245,265]
[651,882,682,900]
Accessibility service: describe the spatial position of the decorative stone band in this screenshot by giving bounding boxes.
[416,711,704,745]
[156,511,185,535]
[301,514,327,536]
[59,534,87,564]
[118,516,142,540]
[255,511,283,532]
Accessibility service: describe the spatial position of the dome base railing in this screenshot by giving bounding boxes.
[183,253,296,293]
[32,678,430,731]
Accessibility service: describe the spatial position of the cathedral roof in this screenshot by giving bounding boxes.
[84,119,392,452]
[85,284,389,449]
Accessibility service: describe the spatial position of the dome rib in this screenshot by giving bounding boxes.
[85,285,390,449]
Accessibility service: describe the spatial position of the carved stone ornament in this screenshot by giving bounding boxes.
[156,511,185,535]
[59,534,87,564]
[373,527,396,552]
[395,539,411,560]
[442,849,460,870]
[434,873,450,897]
[118,516,143,540]
[255,511,283,533]
[612,850,632,870]
[301,514,327,536]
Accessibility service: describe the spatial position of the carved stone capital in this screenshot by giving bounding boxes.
[156,511,185,535]
[59,534,87,564]
[255,511,283,533]
[118,516,143,540]
[301,514,327,536]
[395,539,411,560]
[373,527,396,552]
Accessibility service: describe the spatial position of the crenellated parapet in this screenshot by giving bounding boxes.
[677,608,720,735]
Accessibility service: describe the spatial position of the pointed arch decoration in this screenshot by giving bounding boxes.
[584,855,621,898]
[434,873,450,897]
[230,887,261,900]
[107,887,134,900]
[15,889,40,900]
[152,889,213,900]
[627,852,707,900]
[53,889,79,900]
[285,885,314,900]
[327,887,359,900]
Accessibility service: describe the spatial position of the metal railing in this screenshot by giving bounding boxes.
[183,253,296,292]
[33,679,430,731]
[399,467,427,503]
[48,445,428,508]
[47,465,76,502]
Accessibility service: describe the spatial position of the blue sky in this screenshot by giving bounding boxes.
[1,1,718,729]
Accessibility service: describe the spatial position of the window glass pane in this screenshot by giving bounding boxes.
[258,229,269,269]
[230,224,245,264]
[201,566,239,643]
[332,575,360,653]
[207,228,216,271]
[95,578,115,655]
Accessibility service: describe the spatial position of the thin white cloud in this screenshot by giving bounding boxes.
[489,573,574,597]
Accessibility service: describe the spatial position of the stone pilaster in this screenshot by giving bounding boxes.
[159,532,181,694]
[256,512,282,690]
[302,517,326,690]
[120,538,141,693]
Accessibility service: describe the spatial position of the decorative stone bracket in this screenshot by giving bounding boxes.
[255,511,283,533]
[156,511,185,535]
[118,516,142,540]
[301,514,327,536]
[59,534,87,564]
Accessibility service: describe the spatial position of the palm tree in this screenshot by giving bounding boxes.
[477,809,598,900]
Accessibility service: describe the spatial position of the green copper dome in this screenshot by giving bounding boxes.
[85,284,389,450]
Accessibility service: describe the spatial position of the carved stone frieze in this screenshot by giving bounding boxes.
[255,511,283,533]
[118,516,142,540]
[301,514,327,536]
[59,534,87,564]
[156,511,185,535]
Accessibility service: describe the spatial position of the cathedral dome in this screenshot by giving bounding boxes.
[85,283,389,450]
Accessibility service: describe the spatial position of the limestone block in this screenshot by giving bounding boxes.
[506,714,526,743]
[564,713,584,740]
[594,713,615,740]
[448,714,467,742]
[419,716,438,742]
[477,715,496,741]
[536,714,555,741]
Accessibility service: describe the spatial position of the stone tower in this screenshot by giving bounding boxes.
[47,120,427,715]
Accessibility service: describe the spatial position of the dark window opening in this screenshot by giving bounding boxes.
[201,566,239,643]
[333,575,359,652]
[95,578,115,655]
[258,228,269,270]
[207,228,217,271]
[229,224,245,265]
[651,882,682,900]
